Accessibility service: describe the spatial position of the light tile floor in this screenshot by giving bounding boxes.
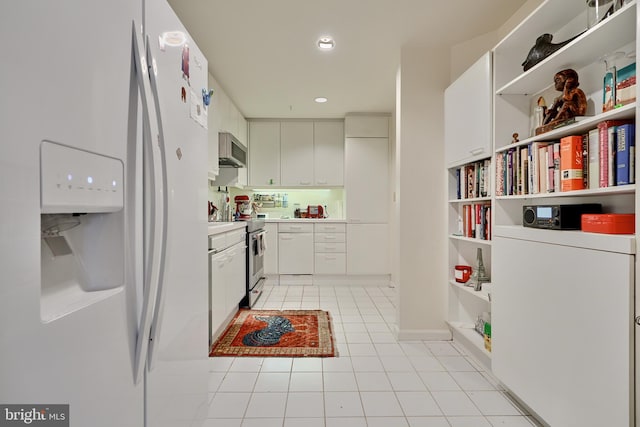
[206,284,541,427]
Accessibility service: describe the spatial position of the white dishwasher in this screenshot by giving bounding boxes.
[208,229,246,345]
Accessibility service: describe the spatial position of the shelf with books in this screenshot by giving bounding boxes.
[448,196,491,204]
[490,0,637,422]
[495,122,637,199]
[495,184,635,200]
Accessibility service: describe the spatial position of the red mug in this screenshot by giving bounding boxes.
[454,265,472,283]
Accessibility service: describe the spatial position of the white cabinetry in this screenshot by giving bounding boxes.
[493,229,633,427]
[314,121,344,186]
[490,1,637,425]
[209,228,247,343]
[264,223,278,275]
[445,52,492,166]
[445,52,493,368]
[278,223,314,274]
[345,137,389,223]
[281,121,314,186]
[249,121,281,186]
[247,120,344,188]
[344,115,390,278]
[346,224,389,275]
[314,223,346,274]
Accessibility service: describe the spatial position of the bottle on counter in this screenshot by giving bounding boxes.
[283,193,288,208]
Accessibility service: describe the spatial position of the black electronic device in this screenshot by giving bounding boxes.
[522,203,602,230]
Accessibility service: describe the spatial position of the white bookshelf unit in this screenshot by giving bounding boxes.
[445,52,494,370]
[490,0,637,425]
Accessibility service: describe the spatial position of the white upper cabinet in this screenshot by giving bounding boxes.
[444,52,492,167]
[280,121,314,186]
[248,121,281,186]
[247,119,344,188]
[314,121,344,186]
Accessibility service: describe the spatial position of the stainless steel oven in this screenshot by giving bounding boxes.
[243,219,266,307]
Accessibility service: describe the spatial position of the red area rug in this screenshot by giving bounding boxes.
[210,309,336,357]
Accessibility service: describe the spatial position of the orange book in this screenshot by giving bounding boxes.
[560,135,584,191]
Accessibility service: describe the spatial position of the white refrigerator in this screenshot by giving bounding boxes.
[0,1,210,426]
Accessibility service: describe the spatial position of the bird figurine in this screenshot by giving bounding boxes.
[522,33,583,71]
[202,89,213,106]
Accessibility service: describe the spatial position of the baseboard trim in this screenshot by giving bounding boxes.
[396,328,452,341]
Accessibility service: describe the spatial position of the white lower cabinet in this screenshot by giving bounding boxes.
[278,223,314,274]
[209,239,246,343]
[346,224,389,274]
[314,223,346,274]
[264,223,278,274]
[493,230,633,427]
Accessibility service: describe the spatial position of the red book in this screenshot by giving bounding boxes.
[560,135,584,191]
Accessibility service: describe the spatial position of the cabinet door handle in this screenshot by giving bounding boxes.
[300,181,311,185]
[325,256,337,260]
[324,235,336,240]
[280,236,294,240]
[317,179,328,185]
[469,147,484,155]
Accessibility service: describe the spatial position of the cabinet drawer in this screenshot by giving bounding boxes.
[314,223,346,233]
[279,223,313,233]
[314,253,346,274]
[208,234,227,252]
[314,243,346,253]
[227,229,246,245]
[314,233,346,243]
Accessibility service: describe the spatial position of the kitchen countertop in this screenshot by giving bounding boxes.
[264,218,346,223]
[207,221,247,235]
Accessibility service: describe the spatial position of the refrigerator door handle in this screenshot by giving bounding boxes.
[131,21,167,385]
[145,34,171,371]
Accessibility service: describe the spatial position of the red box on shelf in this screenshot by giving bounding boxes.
[581,214,635,234]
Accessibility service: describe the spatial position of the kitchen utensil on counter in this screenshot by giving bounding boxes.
[208,201,218,222]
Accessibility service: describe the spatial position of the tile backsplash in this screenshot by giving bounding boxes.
[209,187,345,219]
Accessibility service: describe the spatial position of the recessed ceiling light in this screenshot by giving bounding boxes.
[314,97,328,103]
[317,36,335,50]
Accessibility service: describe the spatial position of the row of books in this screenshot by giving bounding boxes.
[454,159,491,199]
[495,120,635,196]
[455,203,491,240]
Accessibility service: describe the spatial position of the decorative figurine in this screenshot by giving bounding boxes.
[468,248,490,291]
[511,133,519,144]
[541,69,587,127]
[522,33,583,71]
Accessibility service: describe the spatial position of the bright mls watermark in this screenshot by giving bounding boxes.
[0,405,68,426]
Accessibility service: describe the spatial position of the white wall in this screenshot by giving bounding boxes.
[450,0,544,83]
[394,0,544,339]
[395,42,451,339]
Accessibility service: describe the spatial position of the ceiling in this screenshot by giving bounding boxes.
[167,0,527,119]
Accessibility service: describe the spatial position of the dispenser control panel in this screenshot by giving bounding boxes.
[40,141,124,213]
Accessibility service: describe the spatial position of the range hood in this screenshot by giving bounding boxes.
[218,132,247,168]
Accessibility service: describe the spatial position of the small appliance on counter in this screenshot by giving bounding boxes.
[234,195,252,220]
[307,205,324,218]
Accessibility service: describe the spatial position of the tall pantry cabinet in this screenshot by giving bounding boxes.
[451,1,638,425]
[344,115,391,275]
